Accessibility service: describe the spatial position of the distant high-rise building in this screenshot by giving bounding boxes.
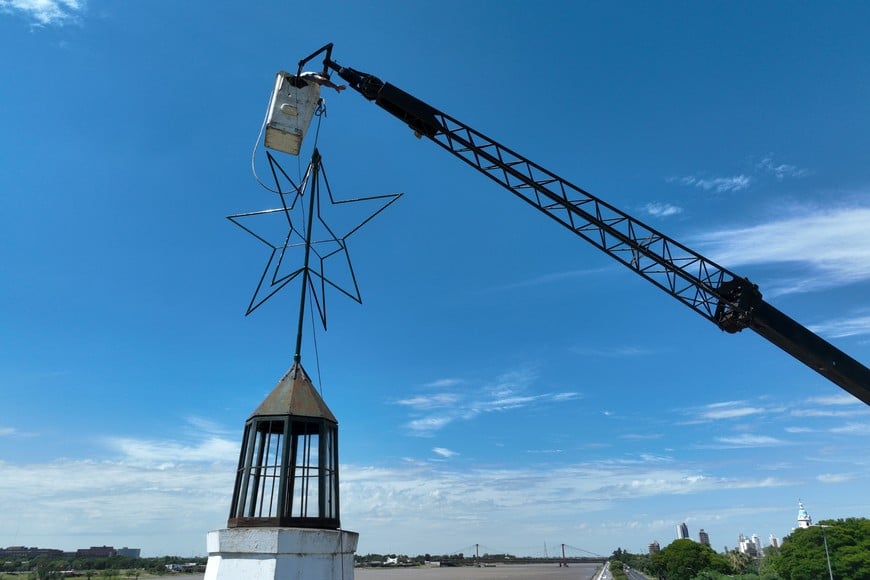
[738,533,758,557]
[648,540,660,554]
[751,534,762,553]
[676,522,689,540]
[797,501,812,529]
[769,534,779,549]
[698,529,710,546]
[117,547,141,558]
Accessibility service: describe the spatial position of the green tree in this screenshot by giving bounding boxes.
[649,539,730,580]
[770,518,870,580]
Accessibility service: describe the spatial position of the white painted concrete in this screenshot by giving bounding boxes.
[204,527,359,580]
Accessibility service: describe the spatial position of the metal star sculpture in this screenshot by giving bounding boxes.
[228,148,401,362]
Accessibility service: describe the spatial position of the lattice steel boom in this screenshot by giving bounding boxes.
[298,45,870,405]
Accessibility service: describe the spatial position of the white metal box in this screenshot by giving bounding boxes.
[264,71,322,156]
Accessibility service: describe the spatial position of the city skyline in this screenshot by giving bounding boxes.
[2,1,870,558]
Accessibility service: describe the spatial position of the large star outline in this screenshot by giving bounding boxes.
[228,149,402,328]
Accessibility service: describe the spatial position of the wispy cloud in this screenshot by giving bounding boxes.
[0,0,83,26]
[432,447,458,458]
[830,422,870,435]
[0,427,17,436]
[784,426,815,434]
[692,206,870,295]
[790,408,868,418]
[702,406,765,420]
[714,434,785,447]
[105,435,238,465]
[397,393,460,409]
[808,314,870,338]
[399,370,579,436]
[423,378,462,389]
[806,393,866,406]
[817,473,853,484]
[676,175,752,193]
[686,400,767,422]
[572,345,656,357]
[643,202,683,218]
[757,157,809,181]
[620,433,663,440]
[486,269,606,292]
[338,459,788,553]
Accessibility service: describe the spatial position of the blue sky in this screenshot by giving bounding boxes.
[2,0,870,559]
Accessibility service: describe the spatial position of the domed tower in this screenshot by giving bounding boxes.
[797,500,813,529]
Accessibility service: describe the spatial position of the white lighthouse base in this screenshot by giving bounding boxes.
[204,527,359,580]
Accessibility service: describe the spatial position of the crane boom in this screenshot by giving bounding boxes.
[308,49,870,405]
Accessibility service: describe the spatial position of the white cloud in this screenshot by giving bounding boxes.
[809,314,870,338]
[396,393,460,409]
[422,378,462,389]
[644,202,683,217]
[817,473,853,484]
[715,434,785,447]
[339,460,787,555]
[572,345,655,357]
[0,457,233,556]
[401,369,578,436]
[679,175,752,193]
[692,206,870,295]
[488,268,606,292]
[702,406,765,420]
[432,447,458,458]
[0,427,17,436]
[0,0,83,26]
[791,408,867,418]
[806,393,865,406]
[784,427,814,433]
[620,433,663,440]
[830,422,870,435]
[757,157,809,181]
[105,435,238,465]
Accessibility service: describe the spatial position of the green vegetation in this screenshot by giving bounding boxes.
[609,559,629,579]
[767,518,870,580]
[0,555,205,579]
[609,517,870,579]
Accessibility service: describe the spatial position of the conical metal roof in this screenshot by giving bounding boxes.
[249,362,337,423]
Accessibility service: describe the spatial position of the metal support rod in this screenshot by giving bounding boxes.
[293,149,322,364]
[820,525,834,580]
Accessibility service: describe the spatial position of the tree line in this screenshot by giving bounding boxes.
[608,517,870,580]
[1,555,207,579]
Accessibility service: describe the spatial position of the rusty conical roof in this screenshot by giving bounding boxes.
[249,362,337,423]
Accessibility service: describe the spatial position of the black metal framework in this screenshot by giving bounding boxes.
[229,413,339,529]
[229,149,401,364]
[320,53,870,405]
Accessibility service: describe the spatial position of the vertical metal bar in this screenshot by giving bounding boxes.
[248,423,267,517]
[293,150,322,364]
[333,426,340,523]
[231,423,252,519]
[318,422,326,519]
[301,432,311,516]
[287,429,299,518]
[267,424,281,517]
[257,427,273,517]
[276,418,290,520]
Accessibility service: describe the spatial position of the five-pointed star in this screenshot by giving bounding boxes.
[228,149,401,327]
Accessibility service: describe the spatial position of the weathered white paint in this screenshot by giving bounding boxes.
[264,72,321,156]
[204,527,359,580]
